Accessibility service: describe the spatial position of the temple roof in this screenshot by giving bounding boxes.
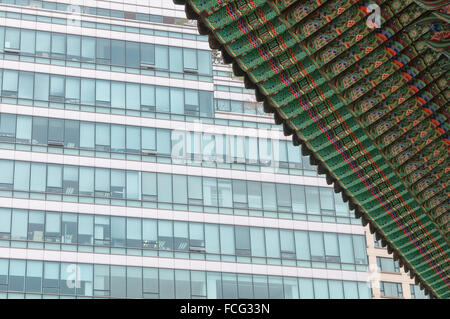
[174,0,450,298]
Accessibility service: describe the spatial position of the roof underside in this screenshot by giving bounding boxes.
[174,0,450,298]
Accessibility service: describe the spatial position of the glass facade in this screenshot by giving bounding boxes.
[0,208,368,270]
[0,258,372,299]
[0,0,378,299]
[0,26,212,80]
[0,159,361,224]
[379,282,403,298]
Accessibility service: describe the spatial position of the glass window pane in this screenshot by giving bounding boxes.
[324,233,340,262]
[159,269,175,298]
[96,80,110,105]
[65,77,80,103]
[61,213,77,244]
[0,208,11,235]
[51,33,65,57]
[110,266,126,298]
[291,185,306,214]
[328,280,344,299]
[126,218,141,247]
[95,168,110,194]
[0,160,13,188]
[111,40,125,65]
[16,116,32,143]
[157,173,172,203]
[48,118,64,143]
[47,165,62,190]
[78,215,93,244]
[250,228,265,257]
[313,279,329,299]
[265,229,280,258]
[5,28,20,50]
[320,188,334,211]
[143,268,158,295]
[32,117,48,145]
[169,46,182,73]
[79,167,94,196]
[64,120,79,148]
[18,72,34,99]
[338,234,355,264]
[96,38,111,64]
[95,123,110,149]
[198,91,214,117]
[343,281,359,299]
[222,273,237,298]
[111,217,125,247]
[295,231,310,260]
[155,86,169,113]
[310,232,325,261]
[140,43,154,65]
[11,209,28,240]
[2,70,18,95]
[268,276,283,299]
[111,82,125,109]
[125,83,140,110]
[80,79,95,105]
[205,224,220,254]
[262,183,276,211]
[50,75,65,100]
[36,31,50,57]
[142,172,156,200]
[155,45,168,70]
[9,260,25,292]
[67,35,81,60]
[203,177,217,206]
[305,186,320,214]
[235,226,250,255]
[158,220,173,251]
[14,161,30,191]
[197,50,212,75]
[126,42,139,68]
[247,181,262,209]
[219,225,234,255]
[34,73,49,101]
[142,219,157,249]
[81,37,95,62]
[45,212,60,240]
[126,171,140,200]
[127,267,142,298]
[299,278,314,299]
[353,235,368,264]
[172,175,187,204]
[217,179,232,207]
[20,29,35,55]
[183,48,197,70]
[30,163,46,192]
[157,129,171,155]
[0,114,16,140]
[26,260,43,293]
[170,88,184,114]
[80,122,94,149]
[110,125,125,153]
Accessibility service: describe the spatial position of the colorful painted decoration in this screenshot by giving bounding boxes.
[179,0,450,298]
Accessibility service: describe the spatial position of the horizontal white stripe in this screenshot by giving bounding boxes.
[0,197,365,235]
[0,246,370,281]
